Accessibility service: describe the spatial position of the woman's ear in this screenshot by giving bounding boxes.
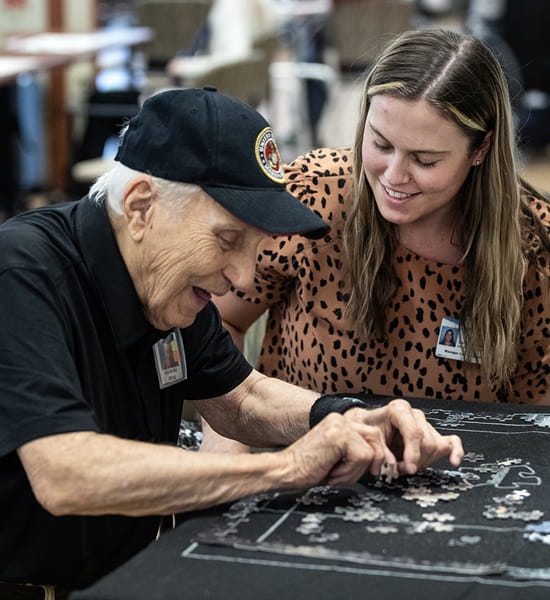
[122,175,155,242]
[473,131,493,166]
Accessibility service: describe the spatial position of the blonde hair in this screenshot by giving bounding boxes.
[344,29,549,393]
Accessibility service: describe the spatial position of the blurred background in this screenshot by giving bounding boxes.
[0,0,549,222]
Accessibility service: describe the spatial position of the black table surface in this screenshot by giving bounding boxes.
[72,397,550,599]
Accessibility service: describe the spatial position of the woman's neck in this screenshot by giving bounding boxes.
[397,221,463,265]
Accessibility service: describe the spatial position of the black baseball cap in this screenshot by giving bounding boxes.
[114,87,330,239]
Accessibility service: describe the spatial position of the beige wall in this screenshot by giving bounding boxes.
[0,0,47,33]
[65,0,96,31]
[0,0,95,34]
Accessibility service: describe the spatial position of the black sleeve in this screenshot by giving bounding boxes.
[0,267,98,457]
[181,302,253,400]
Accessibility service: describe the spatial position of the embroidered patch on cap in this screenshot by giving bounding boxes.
[255,127,285,183]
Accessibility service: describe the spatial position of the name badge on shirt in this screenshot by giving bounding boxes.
[153,328,187,389]
[435,317,480,364]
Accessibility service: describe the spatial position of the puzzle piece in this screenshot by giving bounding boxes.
[448,535,481,547]
[459,462,542,490]
[521,414,550,429]
[402,488,459,508]
[463,452,485,463]
[366,525,398,534]
[423,512,455,522]
[483,505,544,521]
[380,463,398,483]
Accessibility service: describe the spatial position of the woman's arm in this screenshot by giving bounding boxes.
[213,293,269,352]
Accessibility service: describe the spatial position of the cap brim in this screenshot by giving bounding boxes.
[202,184,330,240]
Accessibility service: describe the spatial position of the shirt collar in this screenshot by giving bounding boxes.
[75,195,157,348]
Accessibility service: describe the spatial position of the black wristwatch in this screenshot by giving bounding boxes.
[309,394,367,429]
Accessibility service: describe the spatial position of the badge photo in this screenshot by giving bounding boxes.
[153,329,187,389]
[435,317,463,361]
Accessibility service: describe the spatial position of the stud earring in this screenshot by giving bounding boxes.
[475,159,481,166]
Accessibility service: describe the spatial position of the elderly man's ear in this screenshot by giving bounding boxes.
[122,175,156,241]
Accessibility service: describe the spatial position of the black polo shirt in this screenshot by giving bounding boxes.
[0,196,252,589]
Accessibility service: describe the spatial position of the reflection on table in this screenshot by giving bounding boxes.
[3,28,153,58]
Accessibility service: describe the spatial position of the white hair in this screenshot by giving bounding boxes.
[90,162,202,215]
[90,120,202,213]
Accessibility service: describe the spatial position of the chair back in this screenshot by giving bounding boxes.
[328,0,414,71]
[189,53,270,107]
[136,0,211,67]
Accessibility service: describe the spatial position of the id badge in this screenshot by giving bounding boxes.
[435,317,480,363]
[153,328,187,389]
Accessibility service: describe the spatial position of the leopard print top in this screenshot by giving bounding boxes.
[232,148,550,404]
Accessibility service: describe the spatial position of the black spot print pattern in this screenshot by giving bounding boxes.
[232,148,550,404]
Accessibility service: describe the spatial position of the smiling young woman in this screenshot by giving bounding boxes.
[215,29,550,407]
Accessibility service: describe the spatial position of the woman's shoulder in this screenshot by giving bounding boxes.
[523,193,550,228]
[285,148,353,192]
[255,149,354,265]
[283,147,354,226]
[521,192,550,277]
[285,147,354,173]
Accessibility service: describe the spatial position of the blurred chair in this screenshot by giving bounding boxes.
[185,52,272,107]
[73,90,140,163]
[328,0,415,72]
[70,1,211,192]
[69,53,274,192]
[168,31,282,107]
[136,0,211,68]
[269,59,337,155]
[69,89,141,197]
[252,32,282,108]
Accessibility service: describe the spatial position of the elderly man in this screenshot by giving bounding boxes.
[0,88,463,598]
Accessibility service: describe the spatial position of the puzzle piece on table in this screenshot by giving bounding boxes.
[493,490,530,506]
[366,525,399,534]
[422,512,455,522]
[448,535,481,547]
[521,414,550,429]
[463,452,485,463]
[335,506,385,522]
[483,505,544,521]
[406,521,454,534]
[459,462,541,490]
[402,487,459,508]
[524,522,550,544]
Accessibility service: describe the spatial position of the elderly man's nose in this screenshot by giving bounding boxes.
[224,252,256,290]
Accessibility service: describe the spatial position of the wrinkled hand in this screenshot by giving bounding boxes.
[279,399,463,490]
[280,412,399,490]
[342,399,463,477]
